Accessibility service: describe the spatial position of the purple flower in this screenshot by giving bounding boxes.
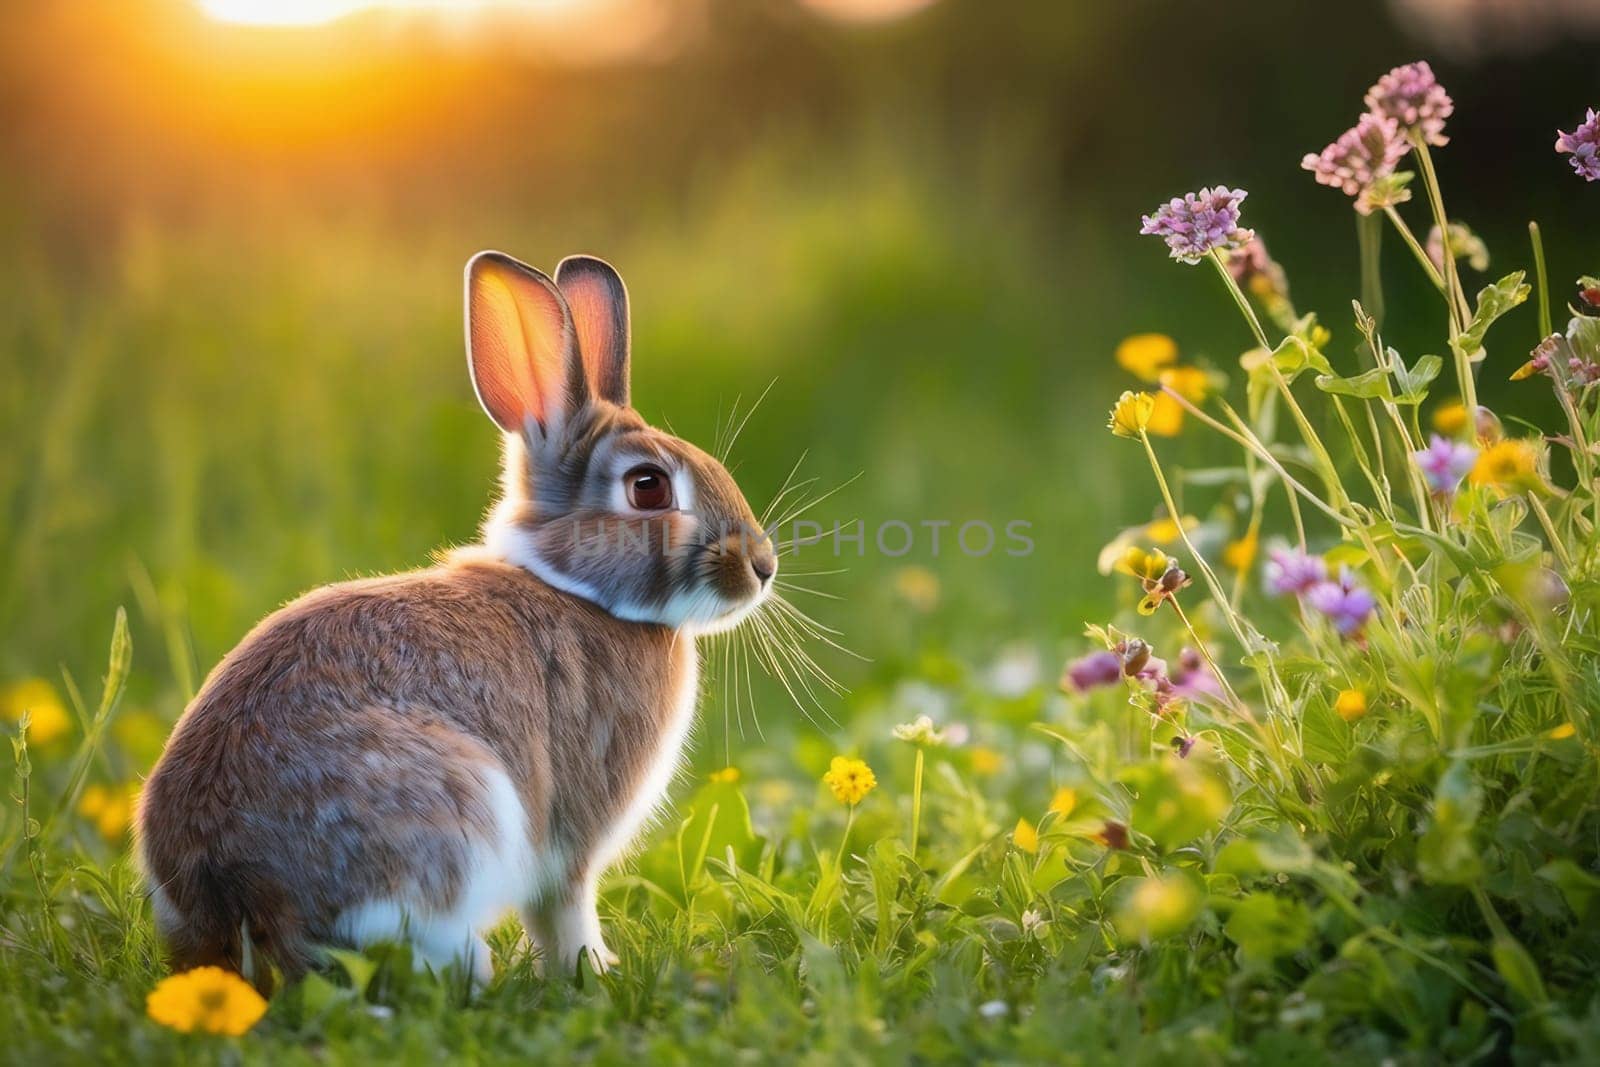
[1412,434,1478,495]
[1139,186,1255,265]
[1364,61,1454,147]
[1168,647,1222,701]
[1064,650,1122,693]
[1174,736,1197,759]
[1555,108,1600,182]
[1302,113,1409,215]
[1306,567,1377,637]
[1265,547,1325,597]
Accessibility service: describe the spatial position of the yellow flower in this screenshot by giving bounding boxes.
[78,783,138,841]
[822,756,877,806]
[1013,817,1040,854]
[1143,517,1188,544]
[1432,400,1467,435]
[1115,333,1178,382]
[146,966,268,1036]
[708,766,740,785]
[1114,546,1171,582]
[1114,874,1200,942]
[1159,366,1210,404]
[1049,787,1077,818]
[1547,722,1576,740]
[1470,439,1541,491]
[1146,392,1185,436]
[892,566,940,613]
[970,747,1003,775]
[2,678,72,746]
[1108,391,1156,439]
[1223,530,1258,572]
[1334,689,1368,723]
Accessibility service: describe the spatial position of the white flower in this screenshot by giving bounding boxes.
[892,714,946,747]
[977,999,1009,1020]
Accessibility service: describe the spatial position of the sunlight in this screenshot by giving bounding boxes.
[198,0,584,28]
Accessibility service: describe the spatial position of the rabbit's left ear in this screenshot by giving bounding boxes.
[466,251,582,434]
[556,255,631,407]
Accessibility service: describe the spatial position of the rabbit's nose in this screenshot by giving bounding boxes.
[749,551,776,585]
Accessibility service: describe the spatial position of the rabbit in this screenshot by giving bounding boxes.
[134,251,778,986]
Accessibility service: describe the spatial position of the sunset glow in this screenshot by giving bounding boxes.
[198,0,579,28]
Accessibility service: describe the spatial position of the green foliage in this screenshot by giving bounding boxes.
[2,52,1600,1067]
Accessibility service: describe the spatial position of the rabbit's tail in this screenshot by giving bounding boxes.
[149,859,313,994]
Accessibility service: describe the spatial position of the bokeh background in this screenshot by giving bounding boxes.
[2,0,1597,772]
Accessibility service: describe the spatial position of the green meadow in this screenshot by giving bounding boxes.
[3,1,1599,1062]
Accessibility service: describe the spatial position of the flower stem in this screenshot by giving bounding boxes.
[1139,432,1252,653]
[1163,387,1345,534]
[1529,221,1552,339]
[1209,250,1349,511]
[837,805,856,869]
[1529,494,1572,571]
[909,747,924,862]
[1412,136,1478,413]
[1382,205,1447,295]
[1357,212,1386,329]
[1167,597,1249,719]
[1209,248,1271,351]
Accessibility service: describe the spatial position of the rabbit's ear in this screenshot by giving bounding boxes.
[555,255,631,407]
[466,251,584,433]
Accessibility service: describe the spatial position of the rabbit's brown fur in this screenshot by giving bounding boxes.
[136,252,773,984]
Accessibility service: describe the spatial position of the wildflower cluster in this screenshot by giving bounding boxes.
[1075,60,1600,1057]
[1555,107,1599,182]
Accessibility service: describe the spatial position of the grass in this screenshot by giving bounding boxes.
[3,108,1600,1064]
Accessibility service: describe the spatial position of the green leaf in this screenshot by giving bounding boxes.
[1536,859,1600,919]
[1314,366,1393,400]
[326,947,379,997]
[1417,761,1483,885]
[1224,893,1313,962]
[1120,755,1232,851]
[1451,271,1530,364]
[1491,935,1549,1007]
[1391,353,1443,403]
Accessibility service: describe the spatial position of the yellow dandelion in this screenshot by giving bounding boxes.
[892,566,940,613]
[1013,817,1040,854]
[2,678,72,746]
[1334,689,1368,723]
[146,967,268,1036]
[970,747,1003,775]
[1146,392,1185,436]
[1223,530,1258,572]
[708,766,741,785]
[1115,333,1178,382]
[1049,787,1077,818]
[1546,722,1576,740]
[1431,400,1467,435]
[1470,439,1541,491]
[822,756,877,806]
[78,783,137,841]
[1159,365,1210,404]
[1108,391,1156,439]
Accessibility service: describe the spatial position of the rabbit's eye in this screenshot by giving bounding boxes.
[624,465,674,511]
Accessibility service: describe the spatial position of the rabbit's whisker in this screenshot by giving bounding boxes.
[760,603,851,696]
[758,450,810,527]
[773,580,841,600]
[717,377,777,464]
[766,471,863,534]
